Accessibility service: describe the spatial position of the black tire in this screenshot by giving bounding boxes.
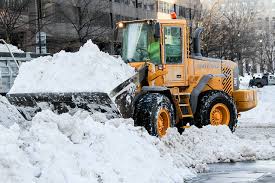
[257,83,263,88]
[133,93,175,137]
[195,91,238,132]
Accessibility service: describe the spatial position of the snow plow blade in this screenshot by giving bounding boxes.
[7,92,120,120]
[6,66,148,120]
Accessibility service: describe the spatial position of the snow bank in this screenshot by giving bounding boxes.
[1,98,274,183]
[0,43,24,53]
[239,86,275,127]
[0,110,194,183]
[0,125,35,183]
[2,81,275,182]
[9,40,134,94]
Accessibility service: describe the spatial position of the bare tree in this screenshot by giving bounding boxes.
[200,1,258,76]
[25,0,56,51]
[262,31,275,74]
[0,0,31,43]
[199,2,225,57]
[56,0,111,45]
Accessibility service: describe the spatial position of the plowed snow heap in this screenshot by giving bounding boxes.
[9,40,134,94]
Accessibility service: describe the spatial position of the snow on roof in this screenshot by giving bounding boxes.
[0,43,24,53]
[9,40,134,94]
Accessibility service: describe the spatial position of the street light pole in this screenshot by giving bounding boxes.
[36,0,42,54]
[259,39,263,73]
[273,59,275,74]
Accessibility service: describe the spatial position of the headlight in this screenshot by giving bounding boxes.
[118,22,124,29]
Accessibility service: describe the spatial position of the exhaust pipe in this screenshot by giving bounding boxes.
[193,27,204,57]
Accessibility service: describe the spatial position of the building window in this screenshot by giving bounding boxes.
[158,1,173,14]
[144,3,155,11]
[137,0,142,8]
[177,6,186,17]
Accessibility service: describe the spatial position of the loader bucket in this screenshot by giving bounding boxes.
[7,92,121,120]
[6,66,148,120]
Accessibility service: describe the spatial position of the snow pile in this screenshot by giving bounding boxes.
[0,109,194,183]
[0,125,35,183]
[1,94,275,183]
[239,86,275,127]
[0,43,24,53]
[9,40,134,94]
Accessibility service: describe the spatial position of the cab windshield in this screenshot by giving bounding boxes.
[122,23,161,65]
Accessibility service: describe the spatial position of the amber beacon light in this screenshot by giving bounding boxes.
[170,12,177,19]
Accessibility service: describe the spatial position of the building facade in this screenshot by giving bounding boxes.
[0,0,202,54]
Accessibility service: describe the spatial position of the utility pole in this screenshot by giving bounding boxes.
[36,0,42,54]
[135,0,138,20]
[110,1,114,55]
[273,59,275,74]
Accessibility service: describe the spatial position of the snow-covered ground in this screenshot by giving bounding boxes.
[235,86,275,163]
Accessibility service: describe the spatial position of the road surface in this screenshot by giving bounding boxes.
[187,160,275,183]
[187,119,275,183]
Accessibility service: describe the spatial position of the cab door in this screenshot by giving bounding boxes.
[161,24,187,87]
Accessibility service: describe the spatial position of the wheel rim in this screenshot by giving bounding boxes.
[210,103,230,126]
[157,108,170,137]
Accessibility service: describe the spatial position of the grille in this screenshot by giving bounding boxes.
[222,67,233,95]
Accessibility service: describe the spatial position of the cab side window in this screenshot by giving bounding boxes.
[164,26,183,64]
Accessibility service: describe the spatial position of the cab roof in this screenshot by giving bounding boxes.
[118,19,187,25]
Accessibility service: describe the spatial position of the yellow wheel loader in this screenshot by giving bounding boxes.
[7,18,257,137]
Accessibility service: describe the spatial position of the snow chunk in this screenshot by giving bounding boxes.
[9,40,134,94]
[0,95,26,128]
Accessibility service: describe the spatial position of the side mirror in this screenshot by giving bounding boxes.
[154,23,160,39]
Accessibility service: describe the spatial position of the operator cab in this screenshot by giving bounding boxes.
[121,20,161,64]
[118,19,188,86]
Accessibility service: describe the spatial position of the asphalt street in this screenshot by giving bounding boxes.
[187,125,275,183]
[187,160,275,183]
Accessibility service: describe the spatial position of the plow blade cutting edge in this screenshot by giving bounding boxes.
[6,66,148,120]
